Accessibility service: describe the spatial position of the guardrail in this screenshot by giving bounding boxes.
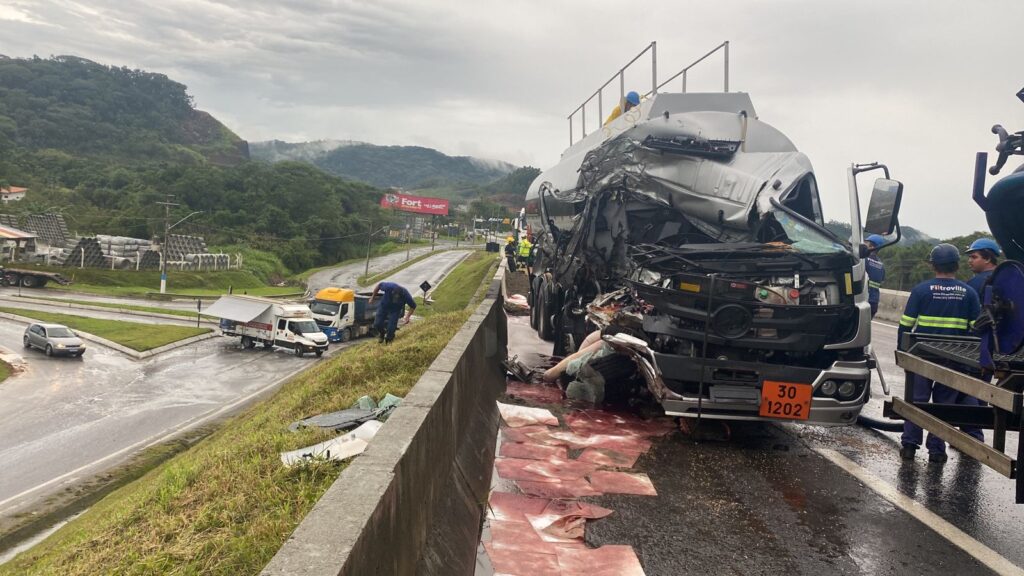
[261,267,507,575]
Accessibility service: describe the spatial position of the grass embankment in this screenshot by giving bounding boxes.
[0,360,10,384]
[17,296,207,320]
[0,251,499,574]
[33,267,298,298]
[417,251,499,317]
[0,308,210,351]
[0,312,471,575]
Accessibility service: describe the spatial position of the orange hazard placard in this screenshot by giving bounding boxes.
[759,381,812,420]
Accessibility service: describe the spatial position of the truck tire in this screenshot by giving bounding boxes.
[537,279,554,342]
[340,328,352,343]
[241,336,255,349]
[294,346,304,357]
[4,273,19,287]
[20,275,39,288]
[262,340,274,349]
[529,276,540,329]
[315,349,324,357]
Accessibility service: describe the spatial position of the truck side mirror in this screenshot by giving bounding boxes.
[864,178,903,235]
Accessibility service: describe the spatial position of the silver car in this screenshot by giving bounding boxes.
[23,323,86,357]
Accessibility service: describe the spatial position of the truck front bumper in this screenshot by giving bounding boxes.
[654,354,870,426]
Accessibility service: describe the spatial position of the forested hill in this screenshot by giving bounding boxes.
[0,55,248,165]
[0,55,386,273]
[250,140,515,189]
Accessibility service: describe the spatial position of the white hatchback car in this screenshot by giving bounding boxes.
[23,323,86,357]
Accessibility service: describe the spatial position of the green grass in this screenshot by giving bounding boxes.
[17,296,207,319]
[0,308,211,351]
[22,266,290,298]
[0,310,472,575]
[0,360,10,384]
[0,249,500,575]
[416,251,499,317]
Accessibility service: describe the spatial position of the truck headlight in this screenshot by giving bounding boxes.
[837,380,858,399]
[819,380,838,396]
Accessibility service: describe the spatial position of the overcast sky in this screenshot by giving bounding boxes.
[1,0,1022,237]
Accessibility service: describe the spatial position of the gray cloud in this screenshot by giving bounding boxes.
[1,0,1022,236]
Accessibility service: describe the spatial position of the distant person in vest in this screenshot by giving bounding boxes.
[604,91,641,125]
[517,236,533,271]
[965,237,1000,299]
[504,237,518,271]
[369,281,416,344]
[897,244,980,464]
[865,234,886,317]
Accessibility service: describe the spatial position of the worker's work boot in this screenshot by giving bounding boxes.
[928,452,948,464]
[899,445,917,460]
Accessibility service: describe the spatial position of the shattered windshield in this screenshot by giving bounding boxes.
[769,210,847,254]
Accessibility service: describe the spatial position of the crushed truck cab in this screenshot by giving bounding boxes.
[526,74,902,426]
[206,294,329,357]
[309,287,377,343]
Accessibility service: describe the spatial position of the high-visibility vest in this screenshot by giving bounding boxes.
[519,240,532,257]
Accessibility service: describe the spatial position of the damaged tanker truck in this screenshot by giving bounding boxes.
[525,44,905,426]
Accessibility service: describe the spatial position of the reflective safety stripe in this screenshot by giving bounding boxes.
[900,315,917,327]
[868,281,882,289]
[915,314,971,329]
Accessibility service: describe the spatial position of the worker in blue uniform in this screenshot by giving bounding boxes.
[897,244,981,463]
[960,237,1001,442]
[865,234,886,317]
[965,237,1000,298]
[370,281,417,344]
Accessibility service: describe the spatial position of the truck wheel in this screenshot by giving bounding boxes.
[294,346,304,357]
[262,340,274,349]
[242,336,255,349]
[4,273,19,287]
[537,280,554,341]
[529,277,540,329]
[20,275,38,288]
[340,328,352,343]
[315,349,324,357]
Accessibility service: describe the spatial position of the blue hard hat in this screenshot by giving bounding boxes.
[866,234,885,247]
[966,237,1001,257]
[626,91,640,106]
[928,243,960,265]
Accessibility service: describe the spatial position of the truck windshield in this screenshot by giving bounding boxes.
[309,300,341,316]
[768,210,847,254]
[290,320,322,334]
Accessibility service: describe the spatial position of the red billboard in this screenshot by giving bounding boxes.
[380,192,449,216]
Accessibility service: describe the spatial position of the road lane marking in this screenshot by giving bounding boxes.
[814,447,1024,576]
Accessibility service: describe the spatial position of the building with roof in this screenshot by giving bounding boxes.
[0,186,27,204]
[0,223,36,261]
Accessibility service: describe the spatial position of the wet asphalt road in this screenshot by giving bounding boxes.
[306,241,472,296]
[503,312,1024,575]
[0,249,471,534]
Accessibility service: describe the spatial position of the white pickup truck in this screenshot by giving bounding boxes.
[205,294,329,357]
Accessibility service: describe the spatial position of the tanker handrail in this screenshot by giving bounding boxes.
[566,41,731,147]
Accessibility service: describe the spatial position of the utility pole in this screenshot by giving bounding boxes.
[156,193,202,294]
[156,194,179,294]
[364,221,374,278]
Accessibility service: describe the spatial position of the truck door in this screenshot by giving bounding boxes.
[338,303,350,328]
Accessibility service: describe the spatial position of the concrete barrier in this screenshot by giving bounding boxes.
[876,288,911,324]
[262,267,507,576]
